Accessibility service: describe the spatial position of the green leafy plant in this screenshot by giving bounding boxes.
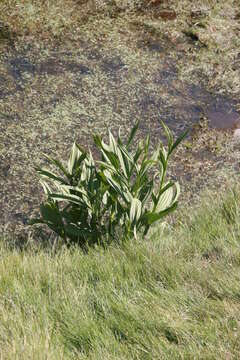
[30,121,187,245]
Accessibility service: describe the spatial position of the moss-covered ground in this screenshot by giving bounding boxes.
[0,0,240,237]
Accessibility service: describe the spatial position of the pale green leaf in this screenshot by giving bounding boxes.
[130,198,142,223]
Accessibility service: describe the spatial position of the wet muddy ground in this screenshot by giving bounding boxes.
[0,10,240,238]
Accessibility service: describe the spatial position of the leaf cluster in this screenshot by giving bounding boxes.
[30,121,187,245]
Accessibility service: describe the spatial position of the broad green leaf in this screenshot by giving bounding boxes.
[43,154,69,178]
[101,149,119,170]
[155,182,180,212]
[49,193,86,206]
[68,142,86,175]
[68,142,80,174]
[104,171,131,204]
[139,179,154,204]
[65,223,88,239]
[65,185,88,198]
[102,191,109,205]
[108,130,118,154]
[97,161,117,174]
[143,202,178,225]
[39,180,52,196]
[156,187,174,212]
[138,159,156,177]
[73,153,87,180]
[40,203,63,226]
[116,147,128,178]
[93,134,102,149]
[156,181,174,200]
[80,162,87,182]
[87,150,95,167]
[130,198,142,224]
[103,171,127,198]
[104,170,122,194]
[133,143,144,164]
[36,168,68,185]
[62,206,87,224]
[119,144,133,175]
[93,134,112,154]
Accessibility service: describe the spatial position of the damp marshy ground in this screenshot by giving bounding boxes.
[0,0,240,236]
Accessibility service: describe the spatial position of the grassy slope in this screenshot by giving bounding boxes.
[1,186,240,359]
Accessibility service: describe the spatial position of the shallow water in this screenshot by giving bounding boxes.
[206,110,240,129]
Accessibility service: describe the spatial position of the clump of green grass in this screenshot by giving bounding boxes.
[1,185,240,359]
